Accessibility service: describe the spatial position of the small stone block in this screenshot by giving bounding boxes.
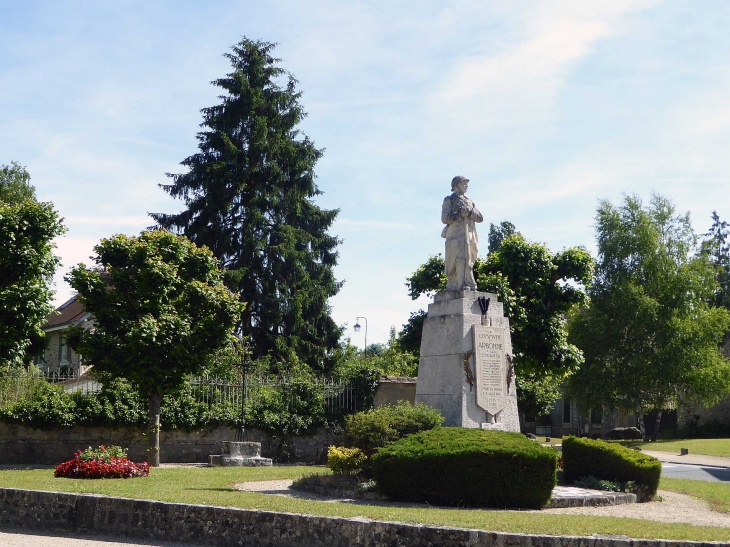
[680,447,689,455]
[209,441,273,467]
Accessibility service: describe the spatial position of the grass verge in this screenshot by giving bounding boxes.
[0,466,728,541]
[615,438,730,457]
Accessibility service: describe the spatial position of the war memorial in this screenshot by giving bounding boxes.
[416,176,520,431]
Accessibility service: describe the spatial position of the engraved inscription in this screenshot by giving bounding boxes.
[472,324,507,415]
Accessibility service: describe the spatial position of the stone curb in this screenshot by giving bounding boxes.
[661,459,730,469]
[0,488,727,547]
[643,451,730,470]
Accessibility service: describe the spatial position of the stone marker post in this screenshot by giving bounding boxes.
[415,290,519,429]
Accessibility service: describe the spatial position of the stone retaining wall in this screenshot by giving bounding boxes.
[0,488,721,547]
[0,423,338,464]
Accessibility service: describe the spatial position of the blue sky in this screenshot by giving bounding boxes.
[2,1,730,346]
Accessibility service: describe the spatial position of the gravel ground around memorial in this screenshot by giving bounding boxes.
[235,479,730,528]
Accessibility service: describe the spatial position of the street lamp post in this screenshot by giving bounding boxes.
[353,316,368,356]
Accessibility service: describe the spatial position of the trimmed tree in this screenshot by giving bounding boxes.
[151,38,341,370]
[568,195,730,440]
[0,162,65,366]
[66,230,244,466]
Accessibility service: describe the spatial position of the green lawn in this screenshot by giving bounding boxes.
[615,438,730,457]
[0,466,729,541]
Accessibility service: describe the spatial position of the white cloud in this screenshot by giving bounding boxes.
[66,215,153,227]
[51,236,98,306]
[427,2,661,141]
[336,218,414,230]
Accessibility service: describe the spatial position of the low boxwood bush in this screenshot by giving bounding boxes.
[344,401,444,456]
[562,436,662,498]
[327,446,367,475]
[371,428,557,508]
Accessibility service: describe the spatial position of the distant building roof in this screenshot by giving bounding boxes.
[44,296,88,330]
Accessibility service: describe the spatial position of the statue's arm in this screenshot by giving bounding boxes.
[441,197,458,224]
[470,205,484,223]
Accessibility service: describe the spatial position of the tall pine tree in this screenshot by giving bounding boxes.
[151,39,342,370]
[702,211,730,311]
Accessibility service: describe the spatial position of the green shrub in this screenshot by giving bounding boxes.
[76,444,128,462]
[573,475,625,492]
[95,378,147,427]
[562,436,662,498]
[332,359,382,412]
[0,371,333,436]
[327,446,367,475]
[371,428,557,508]
[244,376,327,436]
[344,401,444,456]
[0,383,77,428]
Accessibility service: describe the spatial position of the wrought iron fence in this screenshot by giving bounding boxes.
[188,375,357,416]
[0,369,101,405]
[0,370,357,415]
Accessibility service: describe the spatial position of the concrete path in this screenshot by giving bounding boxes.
[0,529,194,547]
[662,462,730,482]
[642,449,730,468]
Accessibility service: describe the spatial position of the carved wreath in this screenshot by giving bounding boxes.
[506,354,514,391]
[462,349,474,391]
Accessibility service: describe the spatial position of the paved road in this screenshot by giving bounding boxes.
[0,529,195,547]
[662,462,730,482]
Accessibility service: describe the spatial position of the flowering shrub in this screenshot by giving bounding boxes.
[327,446,367,475]
[54,445,149,479]
[76,444,127,462]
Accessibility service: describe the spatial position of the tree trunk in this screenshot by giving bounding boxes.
[637,411,647,441]
[651,409,663,442]
[148,390,161,467]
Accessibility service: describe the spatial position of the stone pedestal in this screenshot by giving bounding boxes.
[208,441,272,467]
[415,290,520,431]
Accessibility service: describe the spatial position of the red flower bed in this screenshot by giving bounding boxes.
[55,445,149,479]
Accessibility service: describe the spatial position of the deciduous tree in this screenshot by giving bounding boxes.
[66,230,244,466]
[151,38,341,370]
[0,162,65,366]
[0,161,35,203]
[568,195,730,439]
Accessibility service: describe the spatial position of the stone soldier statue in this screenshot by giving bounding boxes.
[441,176,483,291]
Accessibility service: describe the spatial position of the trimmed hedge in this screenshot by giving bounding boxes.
[562,436,662,497]
[371,428,557,508]
[344,401,444,456]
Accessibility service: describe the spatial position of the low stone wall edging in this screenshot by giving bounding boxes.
[0,488,723,547]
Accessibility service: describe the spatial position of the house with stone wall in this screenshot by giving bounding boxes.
[36,295,92,376]
[520,397,637,438]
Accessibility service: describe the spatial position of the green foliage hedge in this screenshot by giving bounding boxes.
[0,375,331,436]
[371,428,557,508]
[344,401,444,456]
[562,436,662,497]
